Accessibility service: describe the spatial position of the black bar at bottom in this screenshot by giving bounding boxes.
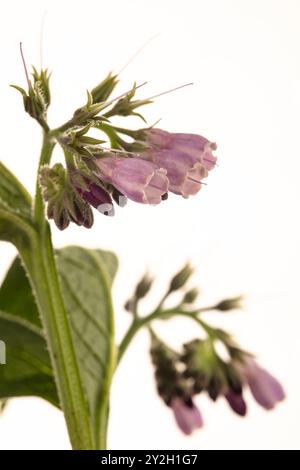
[0,450,202,464]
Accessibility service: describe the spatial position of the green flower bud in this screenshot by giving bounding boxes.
[124,273,153,314]
[135,274,153,300]
[169,264,194,292]
[32,66,51,110]
[105,83,151,121]
[91,72,119,103]
[182,288,199,304]
[11,65,51,129]
[215,296,243,312]
[124,299,135,312]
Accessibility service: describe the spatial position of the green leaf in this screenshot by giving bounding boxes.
[0,256,41,327]
[0,246,118,445]
[0,161,35,248]
[56,246,117,444]
[0,209,35,250]
[0,310,59,406]
[9,84,27,99]
[0,162,32,217]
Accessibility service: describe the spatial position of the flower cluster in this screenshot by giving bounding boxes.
[39,126,217,230]
[151,326,285,436]
[12,64,217,230]
[125,266,285,436]
[95,128,217,205]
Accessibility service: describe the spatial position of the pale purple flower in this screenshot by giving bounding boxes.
[96,156,169,204]
[142,149,208,198]
[242,359,285,410]
[145,128,217,171]
[225,392,247,417]
[170,398,203,435]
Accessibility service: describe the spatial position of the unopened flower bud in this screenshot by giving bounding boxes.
[182,288,199,304]
[91,72,119,103]
[50,205,70,231]
[135,274,153,300]
[169,264,194,292]
[215,296,243,312]
[32,67,51,110]
[125,274,153,314]
[40,164,94,230]
[225,391,247,417]
[124,299,135,312]
[67,193,94,228]
[105,83,151,120]
[11,60,51,129]
[71,171,115,217]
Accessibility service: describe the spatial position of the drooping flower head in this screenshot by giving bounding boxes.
[181,336,285,419]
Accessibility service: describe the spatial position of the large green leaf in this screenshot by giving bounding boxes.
[56,246,117,441]
[0,161,35,248]
[0,163,53,404]
[0,246,118,443]
[0,257,41,327]
[0,162,31,217]
[0,310,58,406]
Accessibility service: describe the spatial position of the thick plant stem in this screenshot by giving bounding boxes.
[23,229,95,449]
[23,132,96,449]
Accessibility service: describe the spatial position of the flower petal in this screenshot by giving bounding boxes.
[245,360,285,410]
[171,398,203,435]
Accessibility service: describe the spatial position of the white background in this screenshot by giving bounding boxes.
[0,0,299,450]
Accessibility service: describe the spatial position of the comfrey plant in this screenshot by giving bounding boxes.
[0,48,284,449]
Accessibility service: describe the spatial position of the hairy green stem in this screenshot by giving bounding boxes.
[22,231,95,449]
[33,133,55,227]
[24,133,95,449]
